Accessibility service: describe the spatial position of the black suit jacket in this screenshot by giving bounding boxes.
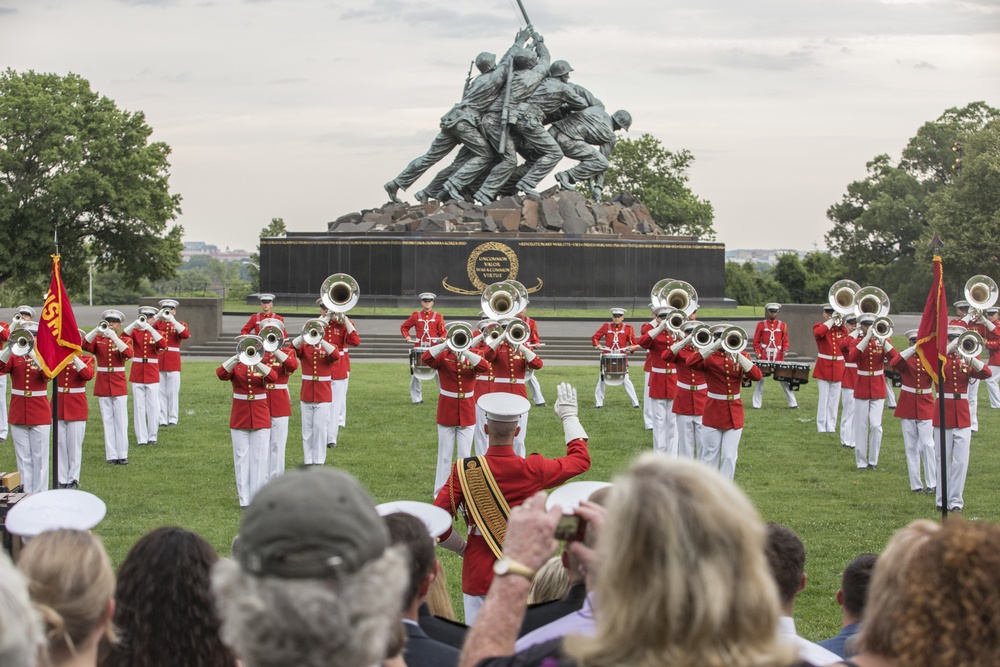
[417,603,469,650]
[404,621,461,667]
[518,583,588,637]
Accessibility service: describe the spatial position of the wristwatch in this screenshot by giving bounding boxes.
[493,557,536,580]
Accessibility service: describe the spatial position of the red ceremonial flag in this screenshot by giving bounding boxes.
[916,255,948,383]
[35,254,83,378]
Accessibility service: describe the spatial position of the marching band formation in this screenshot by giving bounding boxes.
[1,273,998,512]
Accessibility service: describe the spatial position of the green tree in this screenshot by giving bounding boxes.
[0,69,183,293]
[248,217,286,291]
[772,254,809,303]
[601,134,715,239]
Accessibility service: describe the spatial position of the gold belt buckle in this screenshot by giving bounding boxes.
[266,383,276,390]
[247,394,255,401]
[24,391,32,398]
[727,395,736,401]
[457,392,466,399]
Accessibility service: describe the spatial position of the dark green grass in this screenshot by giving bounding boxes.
[4,363,997,640]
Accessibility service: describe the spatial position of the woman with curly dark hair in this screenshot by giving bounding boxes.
[98,527,237,667]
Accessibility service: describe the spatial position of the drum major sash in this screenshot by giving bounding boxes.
[456,456,511,560]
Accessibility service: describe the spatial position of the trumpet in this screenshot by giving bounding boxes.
[663,308,687,336]
[260,324,285,353]
[236,335,264,365]
[446,321,474,353]
[872,316,893,342]
[721,326,748,355]
[955,330,984,360]
[321,273,360,314]
[481,321,504,343]
[302,318,326,346]
[481,281,524,322]
[97,321,110,334]
[505,320,530,346]
[8,329,34,357]
[155,307,173,321]
[655,280,699,316]
[965,275,998,320]
[10,313,23,330]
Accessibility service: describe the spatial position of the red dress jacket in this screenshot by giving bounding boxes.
[217,363,278,430]
[985,326,1000,366]
[638,327,677,400]
[0,355,51,425]
[845,338,900,400]
[840,334,858,391]
[296,343,339,403]
[754,319,789,361]
[57,357,95,421]
[83,336,134,397]
[690,351,762,430]
[664,347,706,416]
[813,321,847,382]
[241,312,285,336]
[484,342,543,399]
[891,353,934,421]
[128,329,167,384]
[433,440,591,596]
[474,337,497,397]
[641,320,655,372]
[323,321,360,381]
[591,323,636,352]
[933,355,992,429]
[263,346,298,419]
[401,311,446,346]
[423,349,490,427]
[152,319,191,372]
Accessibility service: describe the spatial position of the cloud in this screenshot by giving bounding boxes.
[267,77,309,85]
[913,61,936,69]
[654,65,713,76]
[0,7,17,14]
[713,48,815,71]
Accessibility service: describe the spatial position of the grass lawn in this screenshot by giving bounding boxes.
[4,362,998,641]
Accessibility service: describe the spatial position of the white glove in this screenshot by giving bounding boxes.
[110,332,128,353]
[961,313,973,323]
[291,335,304,349]
[172,320,186,334]
[947,339,959,354]
[255,362,271,376]
[438,529,467,557]
[700,338,722,359]
[883,339,893,352]
[140,320,154,333]
[461,349,483,366]
[487,332,504,350]
[273,349,288,363]
[85,327,101,343]
[320,340,336,356]
[148,329,163,343]
[554,382,588,444]
[669,337,688,355]
[345,319,355,334]
[983,319,996,332]
[649,320,667,337]
[470,333,484,347]
[428,342,448,358]
[900,346,916,360]
[971,357,985,371]
[736,354,754,373]
[823,318,835,329]
[0,346,11,364]
[857,327,873,352]
[123,321,138,335]
[222,354,240,372]
[520,347,536,362]
[72,355,86,371]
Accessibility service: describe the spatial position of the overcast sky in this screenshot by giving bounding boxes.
[2,0,997,253]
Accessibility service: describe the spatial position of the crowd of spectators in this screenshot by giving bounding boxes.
[2,453,999,667]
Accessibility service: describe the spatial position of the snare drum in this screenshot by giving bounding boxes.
[773,363,810,390]
[757,361,776,377]
[410,347,437,381]
[601,353,628,386]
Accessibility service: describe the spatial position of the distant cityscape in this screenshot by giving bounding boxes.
[182,241,251,262]
[726,248,814,266]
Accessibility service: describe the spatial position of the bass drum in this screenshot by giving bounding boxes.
[601,353,628,386]
[410,347,437,381]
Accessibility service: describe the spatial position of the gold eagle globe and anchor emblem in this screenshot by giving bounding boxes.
[442,242,543,296]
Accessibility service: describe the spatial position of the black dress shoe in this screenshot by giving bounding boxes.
[119,458,128,465]
[70,481,79,489]
[924,487,936,495]
[138,442,148,446]
[327,442,337,449]
[867,464,877,470]
[149,440,156,446]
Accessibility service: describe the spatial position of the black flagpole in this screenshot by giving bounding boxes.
[51,227,60,491]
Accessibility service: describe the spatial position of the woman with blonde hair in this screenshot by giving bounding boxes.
[17,529,117,667]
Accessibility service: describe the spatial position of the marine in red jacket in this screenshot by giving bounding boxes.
[125,307,167,447]
[433,388,591,624]
[813,306,848,434]
[320,304,360,448]
[483,332,543,458]
[263,335,298,481]
[689,325,762,482]
[838,316,859,449]
[0,325,52,493]
[591,308,640,409]
[56,353,95,489]
[845,314,901,470]
[293,328,340,466]
[517,310,546,406]
[218,350,279,508]
[0,317,9,443]
[402,292,447,404]
[153,298,191,427]
[662,320,707,459]
[891,329,936,493]
[83,310,134,465]
[241,293,285,336]
[751,303,797,409]
[638,308,678,456]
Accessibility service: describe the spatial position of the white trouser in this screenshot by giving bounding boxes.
[99,395,129,461]
[435,424,475,496]
[816,380,841,433]
[327,379,348,445]
[301,402,331,466]
[853,398,884,468]
[650,398,676,456]
[840,388,856,447]
[968,376,980,431]
[934,426,971,510]
[158,370,181,425]
[594,371,639,408]
[986,365,1000,408]
[700,426,743,482]
[132,382,160,444]
[464,594,486,625]
[901,418,935,491]
[642,371,652,429]
[410,373,440,403]
[11,424,50,493]
[0,374,7,440]
[231,428,270,508]
[268,415,289,480]
[339,373,349,426]
[884,377,897,409]
[752,378,797,408]
[57,420,86,485]
[527,372,545,405]
[675,412,703,459]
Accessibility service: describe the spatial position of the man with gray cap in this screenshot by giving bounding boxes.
[434,385,590,624]
[212,467,408,667]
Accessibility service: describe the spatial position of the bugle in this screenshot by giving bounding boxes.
[664,308,687,336]
[872,316,893,342]
[481,321,503,343]
[446,321,474,353]
[689,323,713,349]
[321,273,360,313]
[97,321,110,334]
[260,323,285,353]
[8,329,34,357]
[302,318,326,346]
[721,326,748,354]
[481,281,523,322]
[956,330,984,360]
[236,335,264,365]
[505,320,530,346]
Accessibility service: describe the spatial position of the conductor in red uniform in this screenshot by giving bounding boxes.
[241,293,284,336]
[0,322,52,493]
[813,306,847,434]
[401,292,447,404]
[154,298,190,427]
[433,386,591,624]
[83,310,134,465]
[125,306,167,447]
[891,329,936,494]
[56,350,95,489]
[751,302,797,409]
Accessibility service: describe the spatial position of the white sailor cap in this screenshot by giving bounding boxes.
[947,325,967,337]
[315,297,326,307]
[681,320,698,333]
[610,308,626,316]
[545,481,612,514]
[710,324,727,335]
[478,393,530,422]
[954,300,970,309]
[648,302,656,310]
[101,309,125,322]
[376,501,453,539]
[16,305,35,318]
[655,306,669,317]
[139,306,158,317]
[158,299,178,309]
[765,302,781,311]
[5,489,107,538]
[845,314,857,323]
[987,307,999,316]
[858,313,875,325]
[904,329,918,339]
[258,293,275,302]
[419,292,437,301]
[260,317,285,331]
